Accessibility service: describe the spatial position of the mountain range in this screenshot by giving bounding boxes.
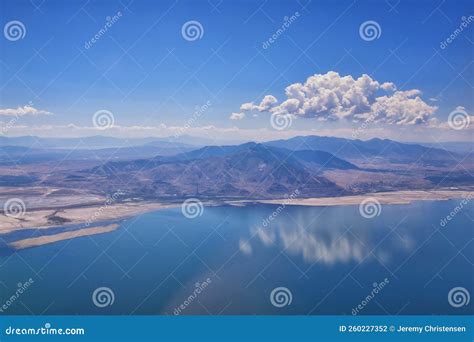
[1,135,472,200]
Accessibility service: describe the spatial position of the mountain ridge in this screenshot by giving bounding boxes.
[2,135,472,200]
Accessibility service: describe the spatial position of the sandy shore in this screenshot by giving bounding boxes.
[251,189,473,207]
[0,202,178,234]
[10,223,119,250]
[1,189,472,236]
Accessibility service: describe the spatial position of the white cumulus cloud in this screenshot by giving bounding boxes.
[239,95,278,112]
[0,105,53,117]
[236,71,437,125]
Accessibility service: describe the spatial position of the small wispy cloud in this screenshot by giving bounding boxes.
[0,105,53,117]
[230,112,245,120]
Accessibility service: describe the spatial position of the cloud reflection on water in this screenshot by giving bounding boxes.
[240,207,415,265]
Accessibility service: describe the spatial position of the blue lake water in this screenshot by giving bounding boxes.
[1,200,473,315]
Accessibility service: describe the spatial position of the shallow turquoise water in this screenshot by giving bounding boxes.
[1,200,473,315]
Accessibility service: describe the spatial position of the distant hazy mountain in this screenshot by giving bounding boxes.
[0,135,201,149]
[0,144,194,165]
[264,136,462,166]
[0,135,148,149]
[414,141,473,154]
[160,134,221,146]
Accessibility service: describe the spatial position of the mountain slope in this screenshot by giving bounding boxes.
[12,137,473,200]
[169,142,359,170]
[48,143,347,199]
[265,135,463,167]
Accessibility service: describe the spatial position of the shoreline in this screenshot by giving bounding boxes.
[1,189,472,236]
[247,189,473,207]
[0,202,178,235]
[10,224,120,250]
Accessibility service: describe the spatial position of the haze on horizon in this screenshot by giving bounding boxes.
[0,0,472,144]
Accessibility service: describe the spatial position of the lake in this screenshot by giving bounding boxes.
[1,200,473,315]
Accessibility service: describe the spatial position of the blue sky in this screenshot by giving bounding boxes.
[0,0,472,142]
